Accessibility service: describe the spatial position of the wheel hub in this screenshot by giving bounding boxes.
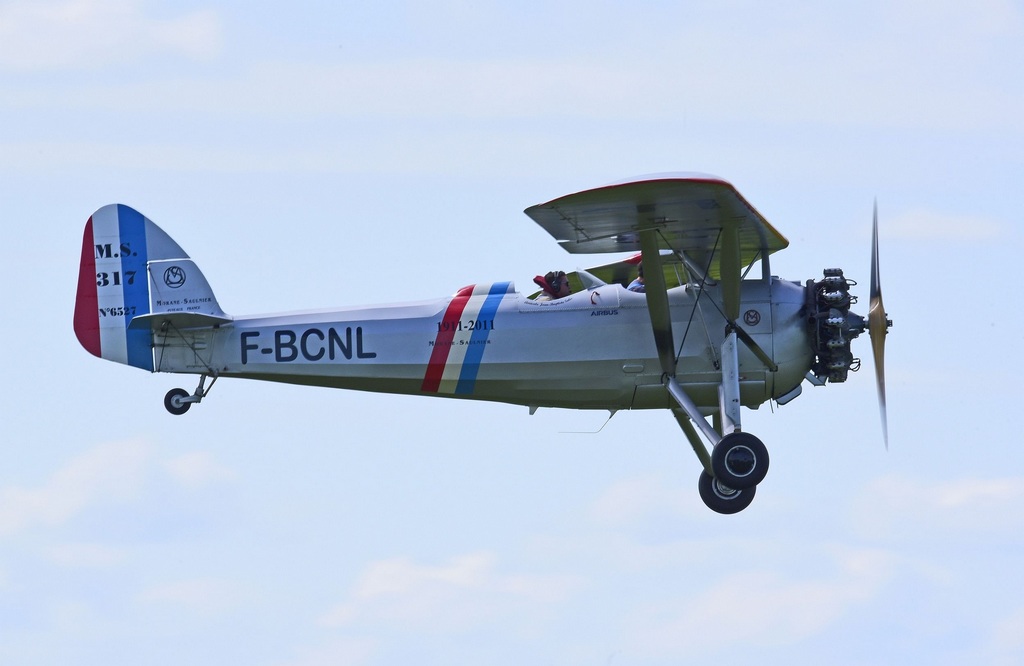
[724,446,756,477]
[712,479,740,499]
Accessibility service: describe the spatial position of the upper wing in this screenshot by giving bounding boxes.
[524,173,788,280]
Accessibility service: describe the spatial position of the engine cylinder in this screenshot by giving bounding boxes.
[806,268,866,384]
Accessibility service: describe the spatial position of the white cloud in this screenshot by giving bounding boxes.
[320,551,582,632]
[163,451,235,488]
[627,547,896,657]
[888,208,1006,242]
[43,541,127,568]
[885,0,1022,38]
[0,0,221,71]
[140,577,246,617]
[989,607,1024,664]
[276,637,378,666]
[852,475,1024,539]
[588,474,693,525]
[223,1,1020,132]
[41,51,1018,132]
[0,440,237,537]
[2,1,1019,134]
[0,439,152,535]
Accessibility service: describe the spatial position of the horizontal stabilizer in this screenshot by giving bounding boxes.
[129,312,233,332]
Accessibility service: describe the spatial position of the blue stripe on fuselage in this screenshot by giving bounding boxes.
[117,205,153,371]
[455,282,511,395]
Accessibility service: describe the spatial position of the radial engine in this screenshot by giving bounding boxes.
[806,268,868,384]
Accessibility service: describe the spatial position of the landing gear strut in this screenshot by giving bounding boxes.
[669,377,770,514]
[163,373,217,415]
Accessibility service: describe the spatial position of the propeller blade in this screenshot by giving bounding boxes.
[868,201,891,448]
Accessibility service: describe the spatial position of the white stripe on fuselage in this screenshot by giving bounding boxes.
[436,287,491,394]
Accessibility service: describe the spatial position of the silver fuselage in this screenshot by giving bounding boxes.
[154,279,812,412]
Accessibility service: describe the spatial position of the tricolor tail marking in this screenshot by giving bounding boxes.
[422,282,512,395]
[74,205,154,370]
[74,204,222,371]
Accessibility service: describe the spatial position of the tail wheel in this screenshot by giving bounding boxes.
[711,432,769,489]
[164,388,191,415]
[698,470,755,514]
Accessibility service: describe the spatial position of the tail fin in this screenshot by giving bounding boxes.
[74,204,230,370]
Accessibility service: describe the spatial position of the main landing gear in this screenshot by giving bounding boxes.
[668,376,770,514]
[163,373,217,415]
[695,432,769,514]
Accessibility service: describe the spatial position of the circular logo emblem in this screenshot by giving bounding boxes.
[743,309,761,326]
[164,265,186,289]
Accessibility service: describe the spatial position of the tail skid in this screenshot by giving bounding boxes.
[74,204,231,371]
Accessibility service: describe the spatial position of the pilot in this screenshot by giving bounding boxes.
[534,270,571,301]
[627,263,645,293]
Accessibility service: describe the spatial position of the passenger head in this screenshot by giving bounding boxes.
[545,270,570,298]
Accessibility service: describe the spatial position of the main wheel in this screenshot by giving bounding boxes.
[711,432,769,490]
[698,470,755,514]
[164,388,191,415]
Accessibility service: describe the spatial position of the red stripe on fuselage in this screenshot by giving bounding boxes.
[73,217,102,357]
[421,285,475,392]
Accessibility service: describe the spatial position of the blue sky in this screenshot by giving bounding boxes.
[2,1,1023,664]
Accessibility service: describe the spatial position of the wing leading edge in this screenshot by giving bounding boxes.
[524,173,788,281]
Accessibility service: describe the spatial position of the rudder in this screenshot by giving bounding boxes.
[74,204,228,370]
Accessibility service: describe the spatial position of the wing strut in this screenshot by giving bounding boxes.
[720,224,741,322]
[730,323,779,373]
[640,229,721,464]
[644,224,746,440]
[639,229,677,377]
[716,224,779,374]
[716,224,745,435]
[649,219,772,459]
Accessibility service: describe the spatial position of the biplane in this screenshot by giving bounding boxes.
[74,173,891,513]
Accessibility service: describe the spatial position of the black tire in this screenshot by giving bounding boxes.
[711,432,769,490]
[164,388,191,415]
[698,470,755,514]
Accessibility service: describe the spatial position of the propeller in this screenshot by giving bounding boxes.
[868,201,892,448]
